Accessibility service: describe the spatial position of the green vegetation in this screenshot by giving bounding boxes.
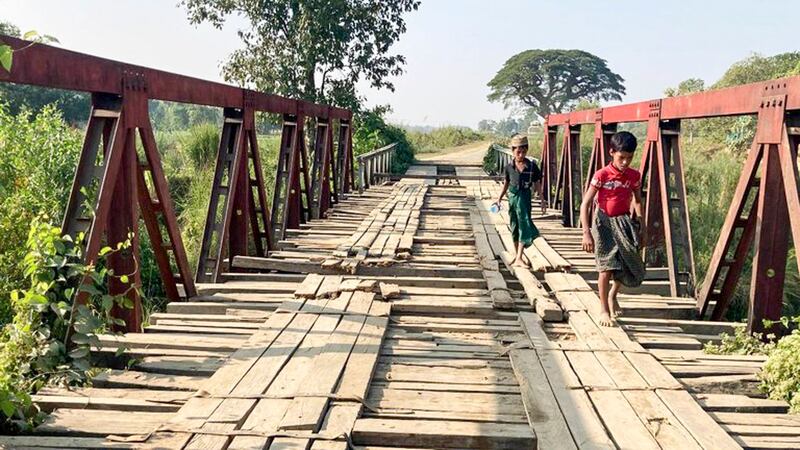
[406,126,486,154]
[760,328,800,413]
[487,49,625,119]
[353,107,414,173]
[703,326,771,356]
[0,104,82,324]
[181,0,420,112]
[0,221,132,431]
[703,316,800,413]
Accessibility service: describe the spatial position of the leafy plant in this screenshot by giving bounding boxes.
[703,325,772,356]
[352,107,414,174]
[0,103,83,324]
[759,329,800,413]
[180,123,220,169]
[0,219,132,432]
[0,29,58,72]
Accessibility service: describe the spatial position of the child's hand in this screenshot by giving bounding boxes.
[582,232,594,253]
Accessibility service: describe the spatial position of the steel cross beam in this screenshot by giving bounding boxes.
[585,110,616,191]
[337,120,355,194]
[547,76,800,125]
[0,36,350,119]
[310,117,336,219]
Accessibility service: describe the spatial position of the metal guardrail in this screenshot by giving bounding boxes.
[487,143,539,175]
[357,143,398,190]
[489,144,513,174]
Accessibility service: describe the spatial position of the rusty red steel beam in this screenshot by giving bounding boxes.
[0,35,351,120]
[547,76,800,125]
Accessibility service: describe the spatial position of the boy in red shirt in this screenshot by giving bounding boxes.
[580,131,646,326]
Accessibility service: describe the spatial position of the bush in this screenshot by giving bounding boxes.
[406,126,486,153]
[760,329,800,412]
[353,108,414,174]
[180,123,220,169]
[0,220,131,432]
[703,326,770,356]
[0,104,82,325]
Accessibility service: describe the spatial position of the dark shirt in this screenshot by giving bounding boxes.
[504,159,542,191]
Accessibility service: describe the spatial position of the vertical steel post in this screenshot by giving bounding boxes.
[555,123,583,228]
[540,121,558,208]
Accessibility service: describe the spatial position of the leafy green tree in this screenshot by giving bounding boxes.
[181,0,420,111]
[487,49,625,120]
[714,52,800,88]
[0,21,20,37]
[664,78,705,97]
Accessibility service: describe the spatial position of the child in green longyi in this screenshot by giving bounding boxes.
[494,134,546,268]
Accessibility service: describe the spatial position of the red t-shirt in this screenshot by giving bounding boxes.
[590,164,641,217]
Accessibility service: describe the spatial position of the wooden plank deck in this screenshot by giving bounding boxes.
[2,162,797,449]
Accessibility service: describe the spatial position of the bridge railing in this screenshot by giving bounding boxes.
[540,76,800,332]
[486,143,542,175]
[486,144,512,175]
[0,35,355,331]
[357,142,398,191]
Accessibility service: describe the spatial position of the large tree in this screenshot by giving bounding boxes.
[487,49,625,120]
[182,0,419,111]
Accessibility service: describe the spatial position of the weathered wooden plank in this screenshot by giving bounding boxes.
[35,409,172,436]
[352,418,535,449]
[295,273,325,298]
[508,349,576,449]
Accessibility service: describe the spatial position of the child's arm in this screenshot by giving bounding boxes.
[496,178,509,205]
[580,185,598,253]
[632,188,643,219]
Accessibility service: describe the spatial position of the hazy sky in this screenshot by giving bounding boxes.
[4,0,800,127]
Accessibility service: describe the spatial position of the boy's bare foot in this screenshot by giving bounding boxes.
[611,302,622,319]
[598,312,616,327]
[609,281,623,318]
[512,258,529,268]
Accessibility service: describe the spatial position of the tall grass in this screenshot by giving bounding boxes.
[407,126,487,153]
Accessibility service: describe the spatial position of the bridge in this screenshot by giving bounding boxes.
[1,37,799,449]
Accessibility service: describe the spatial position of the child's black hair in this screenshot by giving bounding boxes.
[610,131,637,153]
